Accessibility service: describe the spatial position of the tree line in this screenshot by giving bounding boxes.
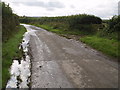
[20,14,120,35]
[19,14,102,31]
[2,2,19,42]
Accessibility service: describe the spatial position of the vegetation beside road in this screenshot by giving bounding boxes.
[20,15,119,58]
[2,2,19,42]
[1,2,27,88]
[80,36,119,58]
[80,16,119,58]
[2,25,26,88]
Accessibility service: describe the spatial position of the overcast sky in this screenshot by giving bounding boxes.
[2,0,120,19]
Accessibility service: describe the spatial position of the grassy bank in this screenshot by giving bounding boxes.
[80,36,119,58]
[2,25,26,88]
[32,24,119,58]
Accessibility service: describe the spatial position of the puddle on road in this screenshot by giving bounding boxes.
[6,28,31,88]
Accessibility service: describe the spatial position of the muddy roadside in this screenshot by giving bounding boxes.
[6,25,33,88]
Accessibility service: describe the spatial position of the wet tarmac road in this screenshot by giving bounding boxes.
[23,24,118,88]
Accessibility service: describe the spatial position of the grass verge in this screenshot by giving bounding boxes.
[80,36,119,58]
[2,25,26,88]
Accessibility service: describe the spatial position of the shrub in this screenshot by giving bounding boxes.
[108,15,120,32]
[2,2,20,42]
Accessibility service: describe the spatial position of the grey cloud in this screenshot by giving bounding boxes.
[94,1,118,19]
[47,1,65,8]
[22,2,44,7]
[70,5,75,9]
[94,7,118,19]
[13,1,65,11]
[46,7,55,11]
